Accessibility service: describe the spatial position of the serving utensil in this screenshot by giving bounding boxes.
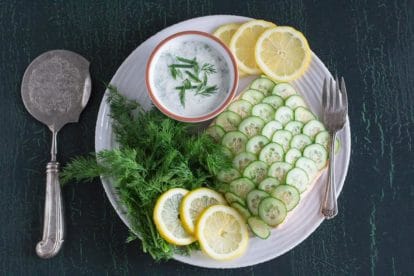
[21,50,91,258]
[321,76,348,219]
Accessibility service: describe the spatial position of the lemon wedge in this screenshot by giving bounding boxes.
[213,23,248,77]
[255,26,311,82]
[196,205,249,260]
[153,188,195,246]
[180,187,226,235]
[230,20,276,75]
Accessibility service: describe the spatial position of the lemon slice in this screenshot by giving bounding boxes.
[196,205,249,260]
[230,20,276,75]
[153,188,195,245]
[255,26,311,82]
[180,187,226,235]
[213,23,248,77]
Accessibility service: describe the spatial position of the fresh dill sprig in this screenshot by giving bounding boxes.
[168,56,218,107]
[201,63,216,75]
[61,85,231,261]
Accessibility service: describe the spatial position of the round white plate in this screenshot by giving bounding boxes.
[95,15,351,269]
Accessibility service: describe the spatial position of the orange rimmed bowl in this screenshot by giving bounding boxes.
[145,31,238,122]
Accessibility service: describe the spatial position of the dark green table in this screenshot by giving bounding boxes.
[1,0,413,275]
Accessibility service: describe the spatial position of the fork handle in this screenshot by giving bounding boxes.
[321,131,338,219]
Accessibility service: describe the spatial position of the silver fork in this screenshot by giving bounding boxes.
[321,76,348,219]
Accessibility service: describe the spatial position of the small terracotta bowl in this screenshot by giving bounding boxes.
[145,31,238,122]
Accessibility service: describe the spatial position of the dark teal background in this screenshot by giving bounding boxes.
[1,0,413,275]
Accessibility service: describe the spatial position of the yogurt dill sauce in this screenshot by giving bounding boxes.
[152,40,231,117]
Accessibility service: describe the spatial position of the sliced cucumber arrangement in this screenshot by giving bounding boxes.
[275,106,294,125]
[210,76,340,239]
[242,89,265,105]
[262,121,283,139]
[248,217,271,239]
[262,95,284,109]
[246,135,269,155]
[222,131,248,155]
[243,161,268,184]
[286,167,309,193]
[259,142,284,165]
[252,103,275,122]
[258,197,287,226]
[246,189,270,215]
[215,111,241,131]
[227,99,253,118]
[238,116,266,138]
[258,177,280,193]
[231,202,251,220]
[232,152,257,171]
[250,77,275,94]
[272,83,297,99]
[271,185,300,211]
[229,178,255,199]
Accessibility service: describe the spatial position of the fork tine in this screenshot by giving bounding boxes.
[335,75,341,109]
[322,78,328,109]
[340,77,348,112]
[329,77,335,111]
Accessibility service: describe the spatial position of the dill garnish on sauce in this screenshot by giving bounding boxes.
[169,56,218,107]
[61,85,231,261]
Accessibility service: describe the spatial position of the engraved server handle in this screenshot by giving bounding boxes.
[36,161,65,258]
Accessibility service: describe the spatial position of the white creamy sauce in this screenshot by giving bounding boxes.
[152,40,230,117]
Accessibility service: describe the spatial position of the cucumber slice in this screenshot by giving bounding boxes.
[271,185,300,211]
[315,130,340,154]
[227,99,253,119]
[229,178,255,199]
[303,120,326,139]
[221,146,234,158]
[225,192,245,206]
[303,144,328,170]
[294,106,316,123]
[217,168,241,183]
[290,134,312,151]
[216,182,229,193]
[261,121,283,139]
[286,168,309,193]
[233,152,257,171]
[285,95,307,110]
[206,125,225,143]
[221,131,248,155]
[248,217,271,239]
[246,135,269,155]
[238,116,266,138]
[258,197,287,226]
[243,160,268,184]
[272,130,293,151]
[274,106,294,125]
[258,177,280,193]
[268,162,293,182]
[250,77,275,94]
[295,157,318,180]
[215,111,242,131]
[247,189,270,215]
[285,148,302,164]
[284,121,304,135]
[242,89,265,105]
[231,202,251,220]
[252,103,275,122]
[262,95,284,109]
[259,142,284,165]
[272,83,297,99]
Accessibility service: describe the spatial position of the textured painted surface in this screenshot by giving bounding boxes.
[0,0,413,275]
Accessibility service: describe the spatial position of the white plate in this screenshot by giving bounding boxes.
[95,15,351,269]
